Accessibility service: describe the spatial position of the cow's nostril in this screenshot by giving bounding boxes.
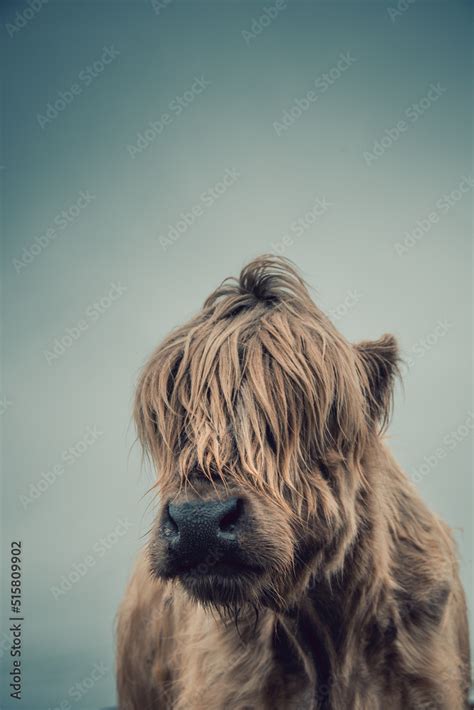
[218,498,243,537]
[162,504,179,539]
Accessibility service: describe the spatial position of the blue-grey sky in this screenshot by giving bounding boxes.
[1,1,472,708]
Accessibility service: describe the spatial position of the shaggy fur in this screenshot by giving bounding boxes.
[117,256,470,709]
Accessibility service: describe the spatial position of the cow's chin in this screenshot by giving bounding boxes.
[176,568,265,610]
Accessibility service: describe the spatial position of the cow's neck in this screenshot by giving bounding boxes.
[273,495,391,706]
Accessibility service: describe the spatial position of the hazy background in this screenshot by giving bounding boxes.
[1,1,472,708]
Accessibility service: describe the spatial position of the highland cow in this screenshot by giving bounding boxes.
[117,256,470,709]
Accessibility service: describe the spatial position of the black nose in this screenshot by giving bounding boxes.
[162,497,243,570]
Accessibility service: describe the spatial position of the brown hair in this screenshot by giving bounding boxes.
[135,256,397,518]
[118,255,470,710]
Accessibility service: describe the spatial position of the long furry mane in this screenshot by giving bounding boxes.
[134,255,376,516]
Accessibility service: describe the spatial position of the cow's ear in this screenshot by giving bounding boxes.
[355,334,400,428]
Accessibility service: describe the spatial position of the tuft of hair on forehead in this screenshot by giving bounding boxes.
[134,255,370,515]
